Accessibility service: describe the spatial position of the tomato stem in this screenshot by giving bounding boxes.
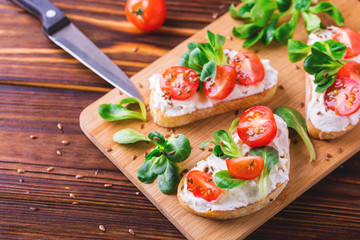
[131,7,145,21]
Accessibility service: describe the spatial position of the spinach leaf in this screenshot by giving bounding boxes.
[137,159,158,183]
[200,59,217,82]
[230,0,344,47]
[180,31,229,83]
[276,0,292,12]
[274,106,316,162]
[213,130,242,158]
[315,76,336,93]
[214,170,248,189]
[288,39,312,63]
[188,48,208,73]
[294,40,346,92]
[164,134,191,163]
[213,145,225,157]
[243,28,265,48]
[228,118,239,135]
[148,131,167,147]
[178,51,189,67]
[274,10,299,45]
[230,3,254,19]
[136,132,192,195]
[249,146,279,199]
[294,0,311,11]
[113,128,150,144]
[250,0,276,27]
[233,23,260,39]
[199,140,214,150]
[324,40,347,60]
[261,17,279,45]
[308,2,344,26]
[151,155,167,175]
[301,11,321,33]
[98,97,146,122]
[158,161,181,194]
[145,147,162,161]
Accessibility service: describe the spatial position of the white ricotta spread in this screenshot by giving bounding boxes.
[178,115,289,212]
[307,26,360,133]
[149,50,278,117]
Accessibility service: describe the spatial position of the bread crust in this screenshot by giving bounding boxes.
[177,153,289,220]
[150,84,277,128]
[305,74,357,139]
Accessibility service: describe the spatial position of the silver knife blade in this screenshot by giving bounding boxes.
[49,23,143,101]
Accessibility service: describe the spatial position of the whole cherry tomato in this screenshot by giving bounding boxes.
[333,28,360,59]
[325,77,360,116]
[125,0,166,32]
[186,170,223,202]
[203,65,236,100]
[230,52,265,85]
[160,66,199,100]
[226,156,264,180]
[237,106,277,148]
[337,61,360,82]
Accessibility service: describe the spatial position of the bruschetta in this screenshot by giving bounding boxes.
[177,106,290,220]
[305,26,360,139]
[149,31,278,128]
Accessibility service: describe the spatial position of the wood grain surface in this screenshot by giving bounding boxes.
[0,0,359,239]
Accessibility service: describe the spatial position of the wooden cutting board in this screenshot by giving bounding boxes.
[80,1,360,239]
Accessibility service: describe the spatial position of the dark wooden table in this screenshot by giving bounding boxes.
[1,0,359,239]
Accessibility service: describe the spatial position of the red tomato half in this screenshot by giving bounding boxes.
[160,66,199,100]
[226,156,264,180]
[230,52,265,85]
[125,0,166,32]
[325,77,360,116]
[203,65,236,100]
[333,28,360,59]
[337,61,360,82]
[237,106,277,148]
[186,170,223,202]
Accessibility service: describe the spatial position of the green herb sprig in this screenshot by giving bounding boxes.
[274,106,316,161]
[178,30,228,83]
[230,0,344,48]
[288,39,347,92]
[113,129,191,194]
[200,119,279,198]
[249,146,279,199]
[213,146,279,201]
[98,97,146,121]
[199,118,243,159]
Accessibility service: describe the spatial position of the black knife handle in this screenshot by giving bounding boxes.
[12,0,70,35]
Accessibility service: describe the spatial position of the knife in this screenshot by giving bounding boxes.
[12,0,143,101]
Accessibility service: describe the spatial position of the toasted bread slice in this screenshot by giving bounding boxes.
[150,84,277,128]
[177,153,289,220]
[305,74,357,139]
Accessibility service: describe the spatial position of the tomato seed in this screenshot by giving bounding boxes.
[188,177,193,184]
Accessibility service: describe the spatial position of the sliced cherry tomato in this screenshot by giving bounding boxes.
[186,170,223,202]
[230,52,265,85]
[325,77,360,116]
[237,106,277,148]
[125,0,166,32]
[203,65,236,100]
[160,66,199,100]
[332,28,360,59]
[337,61,360,82]
[226,156,264,180]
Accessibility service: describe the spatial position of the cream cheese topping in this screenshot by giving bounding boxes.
[178,115,289,212]
[149,50,278,117]
[307,26,360,134]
